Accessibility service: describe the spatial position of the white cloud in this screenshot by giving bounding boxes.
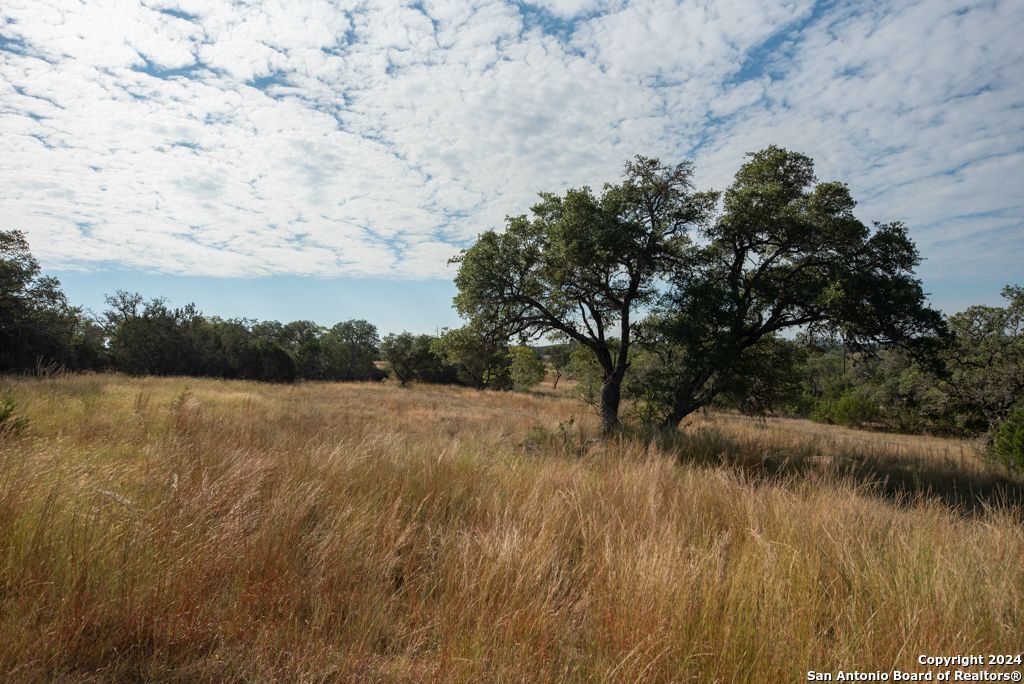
[0,0,1021,288]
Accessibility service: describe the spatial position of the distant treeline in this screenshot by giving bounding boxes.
[0,228,372,383]
[0,229,547,390]
[100,291,385,384]
[3,226,1023,468]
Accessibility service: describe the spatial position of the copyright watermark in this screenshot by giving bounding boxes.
[807,654,1022,682]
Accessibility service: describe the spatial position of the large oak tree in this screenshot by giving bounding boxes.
[451,157,717,433]
[644,146,945,429]
[453,147,945,434]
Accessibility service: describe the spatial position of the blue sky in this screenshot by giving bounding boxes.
[2,0,1022,333]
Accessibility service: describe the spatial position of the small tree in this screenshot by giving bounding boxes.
[546,344,574,389]
[381,332,455,386]
[321,319,382,381]
[508,346,545,391]
[380,332,420,386]
[433,326,511,390]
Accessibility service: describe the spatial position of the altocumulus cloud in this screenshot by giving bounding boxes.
[1,0,1022,280]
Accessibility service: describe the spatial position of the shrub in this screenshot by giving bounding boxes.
[992,405,1024,472]
[832,391,879,427]
[567,345,603,407]
[509,346,545,391]
[0,397,28,437]
[810,398,838,424]
[382,332,459,386]
[810,390,879,427]
[432,327,511,389]
[520,419,588,458]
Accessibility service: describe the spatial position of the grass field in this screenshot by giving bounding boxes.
[1,374,1022,682]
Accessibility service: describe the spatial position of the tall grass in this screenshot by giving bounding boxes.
[0,375,1021,682]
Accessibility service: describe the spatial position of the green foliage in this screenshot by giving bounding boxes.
[643,146,944,429]
[830,391,880,427]
[236,338,297,383]
[451,156,717,432]
[381,332,457,387]
[380,333,420,386]
[992,405,1024,472]
[103,294,202,376]
[939,286,1024,434]
[432,326,511,390]
[322,320,385,381]
[1,229,103,372]
[508,346,545,391]
[283,320,383,382]
[544,343,574,389]
[566,344,605,408]
[100,291,381,384]
[621,346,674,429]
[450,147,944,433]
[0,396,28,437]
[718,337,807,417]
[787,285,1023,439]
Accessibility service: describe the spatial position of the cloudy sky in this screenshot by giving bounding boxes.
[2,0,1022,331]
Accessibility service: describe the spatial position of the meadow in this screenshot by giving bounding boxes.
[0,374,1021,682]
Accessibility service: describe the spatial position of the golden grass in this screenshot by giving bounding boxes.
[0,374,1021,682]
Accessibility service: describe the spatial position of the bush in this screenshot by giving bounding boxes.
[832,391,880,427]
[520,419,588,458]
[810,390,879,428]
[382,332,461,387]
[992,405,1024,472]
[432,327,510,389]
[509,346,545,391]
[0,397,28,437]
[567,345,603,407]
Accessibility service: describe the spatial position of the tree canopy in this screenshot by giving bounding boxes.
[452,156,717,433]
[1,229,100,372]
[642,146,945,428]
[938,285,1024,434]
[508,345,545,391]
[453,146,945,432]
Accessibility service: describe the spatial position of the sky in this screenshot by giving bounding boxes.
[1,0,1022,333]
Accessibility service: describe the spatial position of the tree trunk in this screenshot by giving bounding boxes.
[661,397,702,431]
[553,370,562,390]
[599,375,622,435]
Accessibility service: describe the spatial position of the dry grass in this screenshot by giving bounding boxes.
[0,374,1021,682]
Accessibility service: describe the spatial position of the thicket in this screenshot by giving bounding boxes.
[0,235,553,394]
[0,230,384,385]
[779,285,1023,449]
[561,329,1022,449]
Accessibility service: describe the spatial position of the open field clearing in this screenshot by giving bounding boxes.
[1,375,1022,682]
